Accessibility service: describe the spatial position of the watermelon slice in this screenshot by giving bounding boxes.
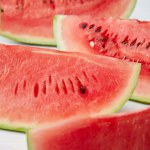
[54,15,150,103]
[0,0,137,45]
[0,44,140,131]
[28,107,150,150]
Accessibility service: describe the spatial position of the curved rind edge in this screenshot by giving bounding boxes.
[94,63,141,116]
[27,130,33,150]
[54,15,66,50]
[0,31,56,46]
[123,0,137,18]
[130,95,150,104]
[0,122,29,132]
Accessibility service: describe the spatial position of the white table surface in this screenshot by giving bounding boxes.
[0,0,150,149]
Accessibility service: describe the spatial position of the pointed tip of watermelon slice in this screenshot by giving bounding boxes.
[92,63,141,116]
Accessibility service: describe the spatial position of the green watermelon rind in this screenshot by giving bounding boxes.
[53,15,67,50]
[0,31,56,45]
[0,120,32,132]
[130,95,150,104]
[0,125,26,132]
[27,130,34,150]
[27,131,31,150]
[123,0,137,18]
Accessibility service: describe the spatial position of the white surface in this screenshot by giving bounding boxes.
[0,0,150,149]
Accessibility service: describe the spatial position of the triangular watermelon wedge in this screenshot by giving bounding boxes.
[54,15,150,103]
[0,44,140,131]
[28,107,150,150]
[0,0,137,45]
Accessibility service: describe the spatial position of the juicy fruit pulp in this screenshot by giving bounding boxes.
[54,15,150,103]
[28,107,150,150]
[0,44,140,131]
[0,0,137,45]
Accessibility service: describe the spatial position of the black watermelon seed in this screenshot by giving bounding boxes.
[80,86,86,94]
[80,23,88,29]
[122,41,128,45]
[122,36,129,45]
[1,8,4,12]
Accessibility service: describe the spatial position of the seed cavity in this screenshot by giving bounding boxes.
[14,83,19,95]
[23,80,26,90]
[75,76,82,86]
[34,83,39,98]
[146,42,150,49]
[68,78,75,93]
[49,75,52,84]
[130,38,137,46]
[137,42,141,48]
[42,81,47,95]
[82,71,89,81]
[95,26,102,32]
[62,80,68,94]
[89,24,95,29]
[55,83,60,95]
[101,29,108,37]
[110,33,114,38]
[112,34,118,44]
[92,75,98,82]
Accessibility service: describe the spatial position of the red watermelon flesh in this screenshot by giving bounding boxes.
[54,15,150,103]
[28,107,150,150]
[0,0,56,45]
[0,0,137,45]
[0,44,140,131]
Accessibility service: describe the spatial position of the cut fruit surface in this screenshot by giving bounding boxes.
[0,0,137,45]
[0,44,140,131]
[28,107,150,150]
[54,15,150,103]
